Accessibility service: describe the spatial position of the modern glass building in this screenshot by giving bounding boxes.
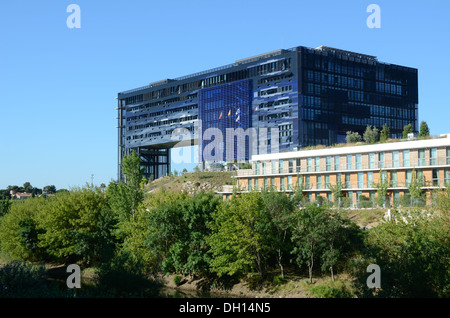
[117,45,418,180]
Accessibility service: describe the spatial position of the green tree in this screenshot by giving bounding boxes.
[379,124,390,142]
[365,209,449,297]
[346,131,362,143]
[0,198,12,217]
[23,182,33,193]
[0,197,48,260]
[363,125,379,144]
[419,120,430,138]
[208,192,269,278]
[291,205,329,284]
[36,187,115,265]
[43,185,56,194]
[402,123,413,139]
[260,190,295,278]
[146,191,220,276]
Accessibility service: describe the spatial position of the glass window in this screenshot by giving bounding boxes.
[296,158,301,172]
[430,148,437,166]
[417,170,423,183]
[254,178,259,190]
[307,158,312,172]
[418,149,425,166]
[356,154,362,169]
[393,151,399,168]
[317,174,322,189]
[325,174,330,189]
[248,178,252,191]
[272,160,277,174]
[358,172,364,188]
[255,162,260,175]
[367,171,373,187]
[405,170,412,186]
[288,175,293,190]
[262,162,266,175]
[403,150,410,167]
[279,160,284,173]
[326,156,332,171]
[345,173,351,188]
[447,147,450,165]
[271,177,276,190]
[264,177,268,190]
[289,159,293,173]
[432,169,439,186]
[305,175,310,189]
[347,155,352,170]
[445,169,450,185]
[379,152,385,168]
[391,171,397,187]
[315,157,320,172]
[369,153,375,169]
[334,155,340,170]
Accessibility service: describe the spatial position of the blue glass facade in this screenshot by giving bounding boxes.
[199,79,251,162]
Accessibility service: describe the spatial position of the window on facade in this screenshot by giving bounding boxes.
[255,162,260,175]
[264,177,268,190]
[430,148,437,166]
[305,175,310,189]
[393,151,399,168]
[334,155,340,171]
[418,149,425,166]
[325,174,330,189]
[379,152,385,168]
[288,176,293,190]
[289,159,294,173]
[356,154,362,169]
[279,160,284,173]
[391,171,397,187]
[254,178,259,190]
[315,157,320,172]
[369,153,375,169]
[403,150,410,167]
[296,158,301,172]
[326,156,332,171]
[367,171,373,188]
[405,170,412,186]
[307,158,312,172]
[317,175,322,189]
[280,177,285,191]
[445,169,450,185]
[272,160,277,174]
[447,147,450,165]
[345,173,351,188]
[262,162,266,175]
[248,178,252,191]
[432,169,439,186]
[347,155,352,170]
[358,172,364,188]
[271,177,276,190]
[417,170,424,183]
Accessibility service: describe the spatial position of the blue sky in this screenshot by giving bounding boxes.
[0,0,449,190]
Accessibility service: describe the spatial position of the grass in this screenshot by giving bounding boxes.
[145,171,234,195]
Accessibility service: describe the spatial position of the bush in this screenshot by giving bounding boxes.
[0,261,65,297]
[309,280,354,298]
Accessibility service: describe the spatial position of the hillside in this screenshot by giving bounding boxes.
[145,171,235,195]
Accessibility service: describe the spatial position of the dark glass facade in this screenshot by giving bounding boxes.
[117,45,418,180]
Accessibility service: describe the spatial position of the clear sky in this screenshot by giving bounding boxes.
[1,0,449,190]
